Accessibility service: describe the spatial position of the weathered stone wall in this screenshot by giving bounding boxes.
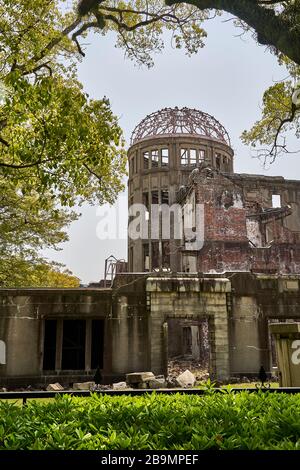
[0,289,112,386]
[146,276,231,381]
[1,273,300,386]
[228,273,300,377]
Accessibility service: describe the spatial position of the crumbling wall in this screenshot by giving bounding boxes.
[229,273,300,376]
[182,169,300,274]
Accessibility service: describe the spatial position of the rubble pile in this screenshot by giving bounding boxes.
[168,358,209,384]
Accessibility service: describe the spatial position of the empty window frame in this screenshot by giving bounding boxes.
[161,148,169,167]
[143,243,150,271]
[143,151,150,169]
[151,241,160,269]
[151,149,159,168]
[43,319,105,372]
[181,148,189,166]
[199,150,205,162]
[161,189,169,205]
[143,192,150,221]
[151,190,159,205]
[190,149,197,166]
[272,194,281,208]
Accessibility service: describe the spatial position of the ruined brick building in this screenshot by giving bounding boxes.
[1,107,300,387]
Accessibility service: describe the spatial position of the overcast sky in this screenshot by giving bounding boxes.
[44,13,300,284]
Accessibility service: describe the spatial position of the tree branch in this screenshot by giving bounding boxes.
[165,0,300,65]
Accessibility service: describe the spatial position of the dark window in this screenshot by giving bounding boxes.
[151,190,159,205]
[216,153,221,170]
[151,241,160,269]
[161,190,169,205]
[162,241,170,268]
[43,320,57,370]
[91,320,104,369]
[62,320,86,370]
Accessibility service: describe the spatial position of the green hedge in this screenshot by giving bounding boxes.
[1,392,300,449]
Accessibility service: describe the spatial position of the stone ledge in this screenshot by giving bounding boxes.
[146,277,231,293]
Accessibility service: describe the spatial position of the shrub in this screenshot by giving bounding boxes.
[1,392,300,449]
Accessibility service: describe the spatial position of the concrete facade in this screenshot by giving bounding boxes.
[1,107,300,387]
[1,273,300,386]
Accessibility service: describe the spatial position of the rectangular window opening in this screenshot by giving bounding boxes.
[190,149,197,166]
[151,241,160,269]
[161,189,169,205]
[272,194,281,208]
[151,149,159,168]
[143,243,150,271]
[199,150,205,162]
[151,190,159,205]
[143,192,150,221]
[143,151,149,169]
[161,148,169,167]
[180,148,189,166]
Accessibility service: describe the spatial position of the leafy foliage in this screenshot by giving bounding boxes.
[1,392,300,449]
[0,1,127,285]
[0,176,79,287]
[1,75,126,206]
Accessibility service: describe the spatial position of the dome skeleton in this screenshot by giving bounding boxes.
[130,107,231,146]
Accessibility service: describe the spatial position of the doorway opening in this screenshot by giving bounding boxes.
[167,318,210,382]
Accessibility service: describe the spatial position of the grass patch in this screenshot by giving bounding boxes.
[1,391,300,450]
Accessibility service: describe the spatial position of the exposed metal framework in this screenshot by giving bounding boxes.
[130,107,231,146]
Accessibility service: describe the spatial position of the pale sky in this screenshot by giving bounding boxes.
[44,14,300,284]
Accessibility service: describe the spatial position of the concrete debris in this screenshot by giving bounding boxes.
[168,359,209,383]
[126,372,155,385]
[0,387,7,392]
[73,381,95,390]
[176,370,196,388]
[46,382,64,391]
[112,381,129,390]
[147,378,167,389]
